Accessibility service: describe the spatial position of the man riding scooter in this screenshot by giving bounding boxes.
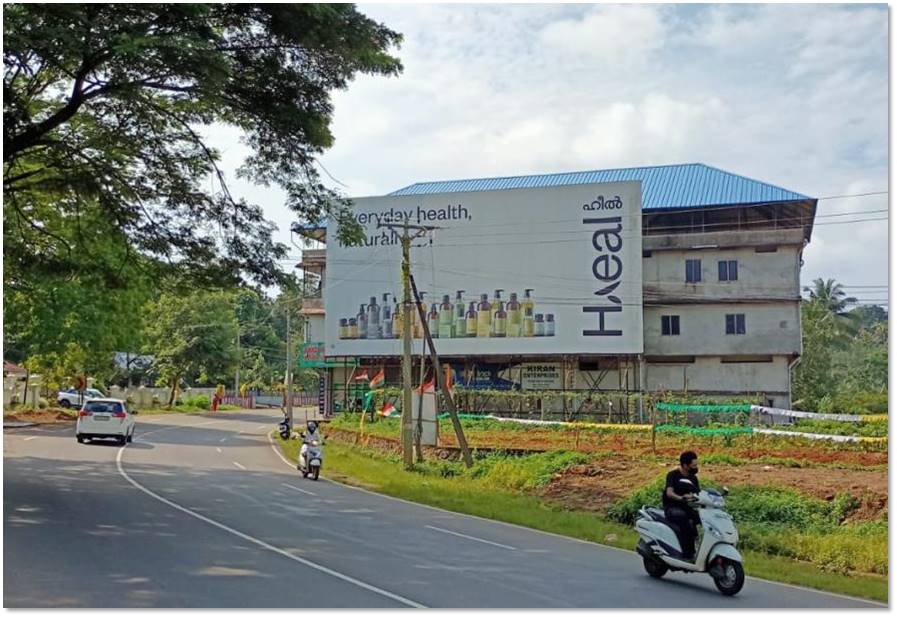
[297,421,324,480]
[663,451,702,561]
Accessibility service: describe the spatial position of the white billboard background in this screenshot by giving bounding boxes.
[325,181,643,356]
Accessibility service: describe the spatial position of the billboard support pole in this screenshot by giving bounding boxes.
[400,225,415,469]
[410,274,474,468]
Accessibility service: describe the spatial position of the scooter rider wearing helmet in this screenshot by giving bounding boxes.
[663,451,702,560]
[299,421,323,468]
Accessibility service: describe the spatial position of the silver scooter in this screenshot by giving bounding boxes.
[635,488,745,596]
[297,433,323,481]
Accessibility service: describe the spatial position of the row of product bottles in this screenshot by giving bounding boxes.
[338,289,557,339]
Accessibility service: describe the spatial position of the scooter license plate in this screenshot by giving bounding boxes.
[310,459,321,466]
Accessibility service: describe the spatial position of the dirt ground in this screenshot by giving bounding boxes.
[436,428,888,468]
[541,458,888,522]
[3,408,76,424]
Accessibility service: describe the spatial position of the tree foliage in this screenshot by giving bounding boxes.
[144,290,239,404]
[4,3,399,288]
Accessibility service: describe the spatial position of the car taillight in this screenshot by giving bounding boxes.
[79,410,91,417]
[112,412,126,418]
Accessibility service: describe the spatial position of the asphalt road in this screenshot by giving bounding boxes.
[3,411,886,608]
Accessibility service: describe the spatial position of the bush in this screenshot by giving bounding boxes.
[151,394,161,407]
[469,450,590,492]
[182,394,210,410]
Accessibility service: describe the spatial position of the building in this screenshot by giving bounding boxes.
[295,163,816,414]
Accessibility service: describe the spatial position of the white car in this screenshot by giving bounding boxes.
[58,388,105,408]
[76,398,137,445]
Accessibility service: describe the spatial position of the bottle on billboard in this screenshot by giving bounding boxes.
[382,293,393,339]
[339,318,348,339]
[428,302,440,338]
[454,290,467,338]
[367,296,380,339]
[523,288,535,319]
[476,294,492,338]
[439,294,454,338]
[357,304,368,339]
[493,301,507,337]
[506,292,521,337]
[534,313,545,337]
[490,289,504,333]
[348,317,358,339]
[523,306,535,337]
[546,313,556,337]
[466,302,477,337]
[413,292,426,339]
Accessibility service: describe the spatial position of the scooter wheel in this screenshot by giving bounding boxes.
[713,561,744,596]
[312,467,320,481]
[643,556,668,578]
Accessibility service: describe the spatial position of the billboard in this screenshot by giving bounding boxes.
[324,181,643,356]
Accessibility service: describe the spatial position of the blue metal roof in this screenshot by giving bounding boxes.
[388,163,813,210]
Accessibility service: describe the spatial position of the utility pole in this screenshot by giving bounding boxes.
[286,301,293,428]
[235,329,241,398]
[378,220,430,470]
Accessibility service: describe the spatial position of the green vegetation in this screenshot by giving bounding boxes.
[273,435,887,602]
[792,281,887,412]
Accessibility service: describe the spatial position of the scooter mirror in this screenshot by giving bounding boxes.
[721,486,730,496]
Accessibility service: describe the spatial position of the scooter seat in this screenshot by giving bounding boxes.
[645,507,668,523]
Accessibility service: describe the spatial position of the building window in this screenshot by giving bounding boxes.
[685,259,702,283]
[718,260,738,281]
[661,315,680,336]
[725,313,746,335]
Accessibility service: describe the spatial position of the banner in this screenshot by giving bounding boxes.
[325,182,643,357]
[520,363,562,390]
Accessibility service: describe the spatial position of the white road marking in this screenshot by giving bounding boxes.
[257,424,266,430]
[425,525,516,550]
[219,437,227,443]
[216,448,222,453]
[281,482,316,497]
[233,462,246,470]
[115,447,424,607]
[23,436,38,441]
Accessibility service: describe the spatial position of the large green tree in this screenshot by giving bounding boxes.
[4,4,397,288]
[144,290,239,404]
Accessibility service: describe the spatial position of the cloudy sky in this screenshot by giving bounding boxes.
[210,4,888,304]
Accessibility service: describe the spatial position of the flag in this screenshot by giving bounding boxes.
[352,369,369,382]
[416,377,436,394]
[369,367,385,389]
[378,401,399,417]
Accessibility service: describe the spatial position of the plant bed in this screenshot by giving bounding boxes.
[3,408,77,424]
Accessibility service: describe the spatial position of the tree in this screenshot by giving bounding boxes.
[144,291,239,405]
[791,298,838,410]
[4,4,399,288]
[849,304,888,331]
[803,278,857,315]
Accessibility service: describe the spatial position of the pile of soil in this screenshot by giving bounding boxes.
[4,408,76,424]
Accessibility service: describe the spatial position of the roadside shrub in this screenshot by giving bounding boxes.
[725,486,858,530]
[151,394,161,407]
[606,475,666,524]
[182,395,210,410]
[473,450,590,491]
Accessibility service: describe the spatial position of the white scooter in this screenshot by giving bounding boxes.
[297,434,323,481]
[635,488,745,596]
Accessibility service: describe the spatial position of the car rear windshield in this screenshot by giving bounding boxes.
[84,401,123,414]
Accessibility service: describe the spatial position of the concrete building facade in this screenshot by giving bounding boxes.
[296,164,816,412]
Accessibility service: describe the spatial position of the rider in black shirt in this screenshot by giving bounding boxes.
[663,451,701,560]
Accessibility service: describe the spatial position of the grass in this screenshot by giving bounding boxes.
[137,403,243,415]
[273,435,888,603]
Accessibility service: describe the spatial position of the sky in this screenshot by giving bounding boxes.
[208,3,889,305]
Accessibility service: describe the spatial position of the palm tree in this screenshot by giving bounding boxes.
[803,278,857,315]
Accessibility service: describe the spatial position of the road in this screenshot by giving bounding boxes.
[3,411,885,608]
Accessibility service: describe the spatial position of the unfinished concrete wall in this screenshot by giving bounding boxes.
[643,303,801,356]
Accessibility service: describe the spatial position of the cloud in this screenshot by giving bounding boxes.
[538,5,668,66]
[209,4,887,295]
